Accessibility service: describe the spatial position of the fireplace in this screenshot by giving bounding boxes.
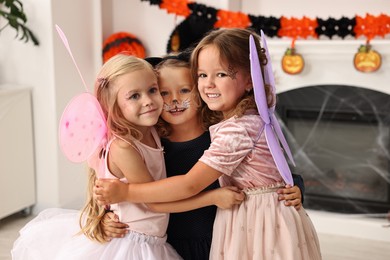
[276,85,390,213]
[264,40,390,240]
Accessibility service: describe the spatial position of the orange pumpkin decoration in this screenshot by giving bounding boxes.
[353,44,381,73]
[281,48,304,75]
[102,32,146,63]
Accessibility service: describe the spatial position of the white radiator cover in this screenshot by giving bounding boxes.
[0,87,36,219]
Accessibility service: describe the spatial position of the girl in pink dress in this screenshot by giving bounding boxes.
[12,54,244,260]
[95,29,322,260]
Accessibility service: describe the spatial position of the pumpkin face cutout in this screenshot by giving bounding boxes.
[282,48,304,75]
[354,44,381,73]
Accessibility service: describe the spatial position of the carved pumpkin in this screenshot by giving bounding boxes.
[354,44,381,73]
[282,48,304,75]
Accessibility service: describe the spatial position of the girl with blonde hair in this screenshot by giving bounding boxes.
[12,54,244,260]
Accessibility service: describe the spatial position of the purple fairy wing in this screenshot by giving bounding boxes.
[249,35,294,185]
[264,125,294,185]
[271,113,296,167]
[260,30,276,111]
[59,92,107,163]
[260,30,296,166]
[249,36,270,125]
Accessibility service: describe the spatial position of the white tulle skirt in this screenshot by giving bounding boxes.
[11,208,182,260]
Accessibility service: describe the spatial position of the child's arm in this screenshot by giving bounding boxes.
[106,137,166,212]
[147,186,245,213]
[99,186,244,239]
[95,161,222,204]
[109,139,155,184]
[107,140,226,210]
[96,126,302,206]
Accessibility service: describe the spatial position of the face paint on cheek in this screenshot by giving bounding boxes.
[163,99,191,112]
[163,103,171,112]
[182,99,190,109]
[228,64,238,79]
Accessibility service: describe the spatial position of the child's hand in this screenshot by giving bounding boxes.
[94,179,129,205]
[213,186,245,209]
[277,184,302,210]
[101,212,129,241]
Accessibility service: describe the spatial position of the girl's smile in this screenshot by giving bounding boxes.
[115,69,163,129]
[158,66,199,126]
[139,107,159,116]
[196,45,252,117]
[205,93,221,99]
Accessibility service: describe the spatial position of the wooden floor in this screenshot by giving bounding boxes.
[1,211,390,260]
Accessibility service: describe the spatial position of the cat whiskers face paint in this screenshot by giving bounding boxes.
[163,99,190,112]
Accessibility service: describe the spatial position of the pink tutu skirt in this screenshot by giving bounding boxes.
[11,208,182,260]
[210,185,322,260]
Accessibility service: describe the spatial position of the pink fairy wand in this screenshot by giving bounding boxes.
[249,31,296,185]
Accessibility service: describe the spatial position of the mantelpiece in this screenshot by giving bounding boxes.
[267,39,390,95]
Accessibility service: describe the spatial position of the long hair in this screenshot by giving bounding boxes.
[79,168,106,243]
[79,54,157,243]
[190,28,275,118]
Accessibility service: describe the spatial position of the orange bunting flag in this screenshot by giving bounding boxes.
[214,10,251,28]
[140,0,390,41]
[354,14,390,41]
[278,16,318,40]
[160,0,191,17]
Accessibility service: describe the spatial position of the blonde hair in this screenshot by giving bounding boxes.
[96,54,157,141]
[79,54,157,243]
[154,56,221,137]
[190,28,275,119]
[79,168,106,243]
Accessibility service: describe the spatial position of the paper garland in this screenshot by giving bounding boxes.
[141,0,390,41]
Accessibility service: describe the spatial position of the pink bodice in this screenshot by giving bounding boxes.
[104,128,169,237]
[199,112,284,189]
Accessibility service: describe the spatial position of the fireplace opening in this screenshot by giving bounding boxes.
[276,85,390,214]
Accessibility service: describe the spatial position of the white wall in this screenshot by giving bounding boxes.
[52,0,103,210]
[0,0,103,213]
[0,0,389,214]
[0,0,61,212]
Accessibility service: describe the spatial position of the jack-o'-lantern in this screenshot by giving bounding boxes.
[354,44,381,73]
[281,48,304,75]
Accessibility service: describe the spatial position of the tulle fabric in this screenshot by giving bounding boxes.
[210,188,322,260]
[55,230,181,260]
[12,208,80,260]
[12,208,182,260]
